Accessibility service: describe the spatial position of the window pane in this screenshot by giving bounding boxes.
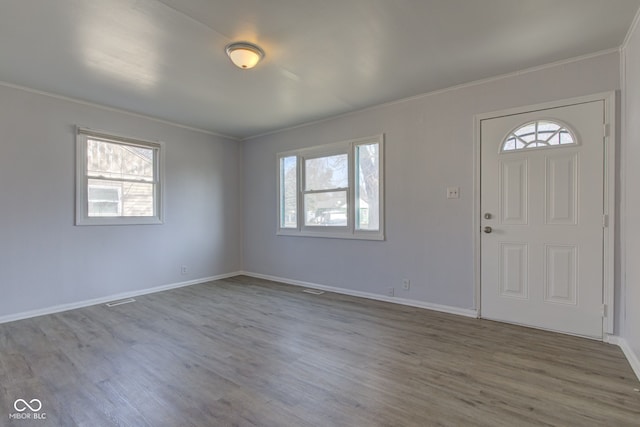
[280,156,297,228]
[304,191,347,226]
[305,154,348,190]
[88,179,154,217]
[356,143,380,230]
[560,131,573,144]
[503,136,517,151]
[515,123,536,143]
[87,139,154,181]
[547,132,561,145]
[537,121,561,133]
[538,121,561,141]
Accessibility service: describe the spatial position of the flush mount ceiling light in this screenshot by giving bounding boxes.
[225,42,265,70]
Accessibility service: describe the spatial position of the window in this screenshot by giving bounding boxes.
[76,128,163,225]
[279,156,297,228]
[502,120,576,152]
[277,135,384,240]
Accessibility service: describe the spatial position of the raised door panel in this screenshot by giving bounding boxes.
[546,153,578,225]
[499,243,529,299]
[500,159,528,225]
[544,245,578,305]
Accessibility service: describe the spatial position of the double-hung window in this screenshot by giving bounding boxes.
[278,135,384,240]
[75,128,163,225]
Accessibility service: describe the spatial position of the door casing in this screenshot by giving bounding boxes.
[473,92,616,337]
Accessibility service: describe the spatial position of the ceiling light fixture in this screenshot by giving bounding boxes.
[225,42,265,70]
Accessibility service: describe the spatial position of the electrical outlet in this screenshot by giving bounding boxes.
[402,279,411,290]
[447,186,460,199]
[181,265,188,275]
[387,287,395,297]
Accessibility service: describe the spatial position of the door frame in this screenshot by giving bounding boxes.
[473,92,616,336]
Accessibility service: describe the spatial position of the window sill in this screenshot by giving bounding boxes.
[277,229,384,241]
[75,216,163,226]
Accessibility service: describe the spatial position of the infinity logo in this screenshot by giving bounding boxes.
[14,399,42,412]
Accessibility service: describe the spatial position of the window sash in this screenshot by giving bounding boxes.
[86,178,157,218]
[355,142,380,231]
[279,156,297,229]
[303,190,349,228]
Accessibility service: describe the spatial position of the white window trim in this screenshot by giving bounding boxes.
[75,127,164,226]
[277,134,384,241]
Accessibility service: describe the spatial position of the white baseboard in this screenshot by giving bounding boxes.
[606,335,640,382]
[239,271,479,318]
[0,271,242,325]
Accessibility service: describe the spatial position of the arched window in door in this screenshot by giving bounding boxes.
[502,120,576,152]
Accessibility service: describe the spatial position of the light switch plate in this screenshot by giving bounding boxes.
[447,187,460,199]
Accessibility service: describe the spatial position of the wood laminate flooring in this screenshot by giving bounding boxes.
[0,275,639,426]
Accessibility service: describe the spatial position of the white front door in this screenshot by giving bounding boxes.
[480,100,605,339]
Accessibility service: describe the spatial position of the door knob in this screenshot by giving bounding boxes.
[484,226,493,233]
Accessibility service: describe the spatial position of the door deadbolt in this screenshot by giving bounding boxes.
[484,213,492,220]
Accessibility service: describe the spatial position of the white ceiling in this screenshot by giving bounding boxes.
[1,0,639,139]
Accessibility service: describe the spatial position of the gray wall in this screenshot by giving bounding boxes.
[1,47,632,353]
[622,19,640,363]
[0,84,241,319]
[242,51,620,313]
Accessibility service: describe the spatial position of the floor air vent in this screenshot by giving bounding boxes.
[105,298,136,307]
[302,289,325,295]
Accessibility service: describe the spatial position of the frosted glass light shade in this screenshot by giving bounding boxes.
[225,42,264,69]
